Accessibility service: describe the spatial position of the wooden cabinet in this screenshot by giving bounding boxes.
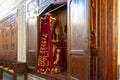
[26,0,90,79]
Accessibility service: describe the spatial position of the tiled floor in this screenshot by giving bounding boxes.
[3,72,23,80]
[3,72,46,80]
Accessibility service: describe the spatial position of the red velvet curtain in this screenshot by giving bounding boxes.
[37,14,54,74]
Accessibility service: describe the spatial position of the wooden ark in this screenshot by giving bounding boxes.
[26,0,90,80]
[26,0,118,80]
[0,0,117,80]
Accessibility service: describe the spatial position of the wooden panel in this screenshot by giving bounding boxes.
[4,18,10,59]
[26,16,38,67]
[70,54,88,80]
[68,0,89,80]
[27,51,36,66]
[10,14,17,60]
[90,55,98,80]
[70,0,88,51]
[90,0,118,80]
[112,0,118,80]
[90,0,99,80]
[0,14,17,60]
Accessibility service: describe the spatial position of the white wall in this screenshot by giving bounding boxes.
[0,0,25,20]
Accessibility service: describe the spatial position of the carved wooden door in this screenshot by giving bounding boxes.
[68,0,90,80]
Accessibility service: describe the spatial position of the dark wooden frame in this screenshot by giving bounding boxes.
[67,0,90,80]
[92,0,118,80]
[90,0,98,49]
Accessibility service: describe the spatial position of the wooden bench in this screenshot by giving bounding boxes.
[0,59,27,80]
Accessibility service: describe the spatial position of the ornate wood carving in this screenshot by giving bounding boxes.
[90,0,98,49]
[90,0,99,80]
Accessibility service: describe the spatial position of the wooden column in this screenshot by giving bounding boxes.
[96,0,118,80]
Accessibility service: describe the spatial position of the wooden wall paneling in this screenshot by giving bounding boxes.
[1,18,7,59]
[1,23,5,59]
[26,0,39,72]
[96,0,118,80]
[0,14,17,61]
[90,0,99,80]
[2,18,9,59]
[26,16,38,68]
[68,0,90,80]
[106,0,113,79]
[0,23,1,58]
[5,18,10,59]
[2,20,5,58]
[10,14,17,60]
[96,0,107,80]
[112,0,118,80]
[107,0,118,80]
